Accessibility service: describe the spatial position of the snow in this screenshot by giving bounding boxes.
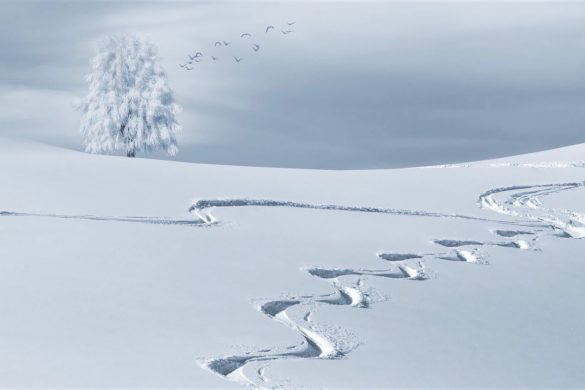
[77,34,180,157]
[0,138,584,388]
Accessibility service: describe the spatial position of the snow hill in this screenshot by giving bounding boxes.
[1,138,584,388]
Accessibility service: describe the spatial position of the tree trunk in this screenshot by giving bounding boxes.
[121,115,135,158]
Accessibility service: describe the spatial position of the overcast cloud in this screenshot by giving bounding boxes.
[1,1,584,169]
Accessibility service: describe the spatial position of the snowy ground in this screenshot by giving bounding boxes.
[0,138,584,388]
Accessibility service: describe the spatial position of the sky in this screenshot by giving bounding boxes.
[0,1,584,169]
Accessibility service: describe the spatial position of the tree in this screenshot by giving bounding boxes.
[76,34,180,158]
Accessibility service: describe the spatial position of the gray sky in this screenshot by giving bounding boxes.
[1,1,584,169]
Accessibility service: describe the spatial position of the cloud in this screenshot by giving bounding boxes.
[1,1,584,168]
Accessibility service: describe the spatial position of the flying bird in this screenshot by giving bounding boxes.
[265,25,275,32]
[252,44,260,52]
[211,56,218,61]
[223,40,231,46]
[179,63,190,68]
[185,65,193,71]
[240,33,252,38]
[233,56,243,63]
[189,52,202,60]
[214,41,222,47]
[287,21,296,25]
[282,30,293,34]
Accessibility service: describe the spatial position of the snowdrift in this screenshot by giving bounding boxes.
[0,138,584,388]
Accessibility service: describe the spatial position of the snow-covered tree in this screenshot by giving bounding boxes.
[76,34,180,157]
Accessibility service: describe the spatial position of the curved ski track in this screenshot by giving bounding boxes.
[195,182,585,388]
[478,181,585,238]
[2,178,583,388]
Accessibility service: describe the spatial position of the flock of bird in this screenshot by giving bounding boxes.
[179,22,296,70]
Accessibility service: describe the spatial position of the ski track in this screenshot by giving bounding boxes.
[426,161,585,169]
[478,181,585,238]
[0,210,209,227]
[189,198,502,224]
[1,177,583,388]
[197,181,585,388]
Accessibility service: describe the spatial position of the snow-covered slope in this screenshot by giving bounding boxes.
[0,138,584,388]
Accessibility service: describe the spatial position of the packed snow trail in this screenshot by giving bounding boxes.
[478,181,585,238]
[189,198,532,226]
[0,210,209,226]
[0,179,582,388]
[199,259,429,387]
[198,181,584,388]
[426,161,585,169]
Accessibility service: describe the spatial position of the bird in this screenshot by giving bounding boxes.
[287,21,296,25]
[240,33,252,38]
[189,52,202,60]
[214,41,222,47]
[211,56,218,61]
[179,63,190,68]
[185,65,193,71]
[223,40,231,46]
[265,25,275,32]
[233,56,243,63]
[282,30,293,34]
[252,44,260,52]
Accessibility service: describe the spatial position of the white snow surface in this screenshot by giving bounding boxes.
[1,138,584,388]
